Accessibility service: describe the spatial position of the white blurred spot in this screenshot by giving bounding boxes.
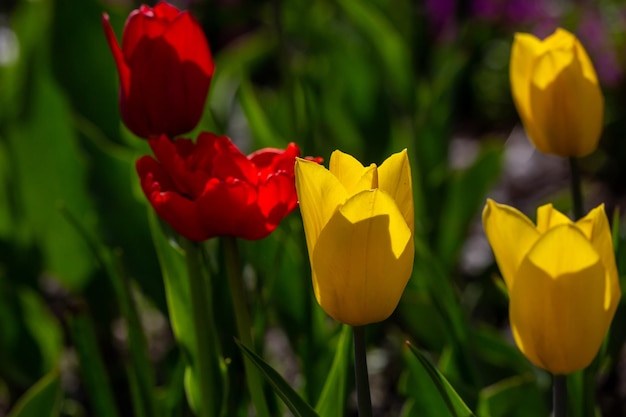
[0,26,19,67]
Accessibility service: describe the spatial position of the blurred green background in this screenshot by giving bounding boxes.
[1,0,626,416]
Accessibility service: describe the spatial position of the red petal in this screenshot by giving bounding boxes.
[163,11,214,76]
[148,135,208,198]
[197,179,271,240]
[153,2,181,20]
[194,134,258,185]
[258,172,296,225]
[136,155,207,241]
[102,13,131,98]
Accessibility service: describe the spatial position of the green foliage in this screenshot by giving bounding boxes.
[7,371,61,417]
[2,0,626,415]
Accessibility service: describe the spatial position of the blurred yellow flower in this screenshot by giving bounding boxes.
[482,199,620,374]
[295,150,414,326]
[510,28,604,157]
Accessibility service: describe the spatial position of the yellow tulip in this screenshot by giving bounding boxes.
[295,150,414,326]
[482,199,620,374]
[510,28,604,157]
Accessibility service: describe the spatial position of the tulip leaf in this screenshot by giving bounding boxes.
[67,313,121,417]
[336,0,412,104]
[476,374,548,417]
[147,211,202,413]
[437,144,501,267]
[405,342,476,417]
[7,371,62,417]
[314,325,352,417]
[8,47,97,290]
[239,79,285,148]
[236,340,320,417]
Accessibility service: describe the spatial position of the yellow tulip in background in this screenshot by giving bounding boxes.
[510,28,604,157]
[295,150,414,326]
[482,199,620,375]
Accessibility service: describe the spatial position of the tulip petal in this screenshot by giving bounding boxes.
[529,41,603,157]
[510,224,607,374]
[102,14,131,97]
[482,199,540,290]
[329,150,367,191]
[312,189,413,326]
[196,179,270,240]
[535,203,571,233]
[378,149,414,233]
[295,158,347,268]
[136,156,207,241]
[510,33,543,126]
[575,204,621,316]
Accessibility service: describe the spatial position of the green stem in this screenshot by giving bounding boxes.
[223,236,271,417]
[553,374,567,417]
[353,326,373,417]
[569,157,584,220]
[67,313,121,417]
[182,238,219,417]
[568,157,596,417]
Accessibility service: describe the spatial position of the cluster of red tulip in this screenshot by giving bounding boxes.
[103,2,318,241]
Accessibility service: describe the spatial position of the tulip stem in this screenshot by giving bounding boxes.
[553,374,567,417]
[223,236,271,417]
[569,157,584,220]
[183,238,221,417]
[353,326,373,417]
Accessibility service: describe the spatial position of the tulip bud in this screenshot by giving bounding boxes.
[295,150,414,326]
[103,2,214,139]
[482,199,620,374]
[510,28,604,157]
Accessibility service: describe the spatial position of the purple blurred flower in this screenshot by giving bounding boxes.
[425,0,457,39]
[577,11,622,86]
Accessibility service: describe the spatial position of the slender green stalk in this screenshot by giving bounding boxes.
[67,314,121,417]
[182,238,219,417]
[223,236,271,417]
[568,156,597,416]
[353,326,373,417]
[553,374,567,417]
[568,157,584,220]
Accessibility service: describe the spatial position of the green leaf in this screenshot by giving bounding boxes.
[405,342,476,417]
[436,144,502,267]
[7,371,62,417]
[238,79,285,148]
[476,375,548,417]
[336,0,412,104]
[147,212,200,412]
[314,325,351,417]
[149,213,226,416]
[237,341,319,417]
[7,41,97,289]
[67,314,121,417]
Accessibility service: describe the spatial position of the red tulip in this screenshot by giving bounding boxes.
[102,2,214,139]
[137,133,321,241]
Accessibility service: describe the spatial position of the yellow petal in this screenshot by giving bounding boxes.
[312,189,414,326]
[295,158,347,273]
[510,32,543,136]
[528,34,603,157]
[482,199,540,290]
[575,204,621,316]
[535,203,571,233]
[510,224,607,374]
[329,150,366,191]
[378,149,414,233]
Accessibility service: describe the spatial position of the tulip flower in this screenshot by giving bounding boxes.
[482,199,620,374]
[137,133,321,241]
[510,28,604,157]
[103,2,214,139]
[295,150,414,326]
